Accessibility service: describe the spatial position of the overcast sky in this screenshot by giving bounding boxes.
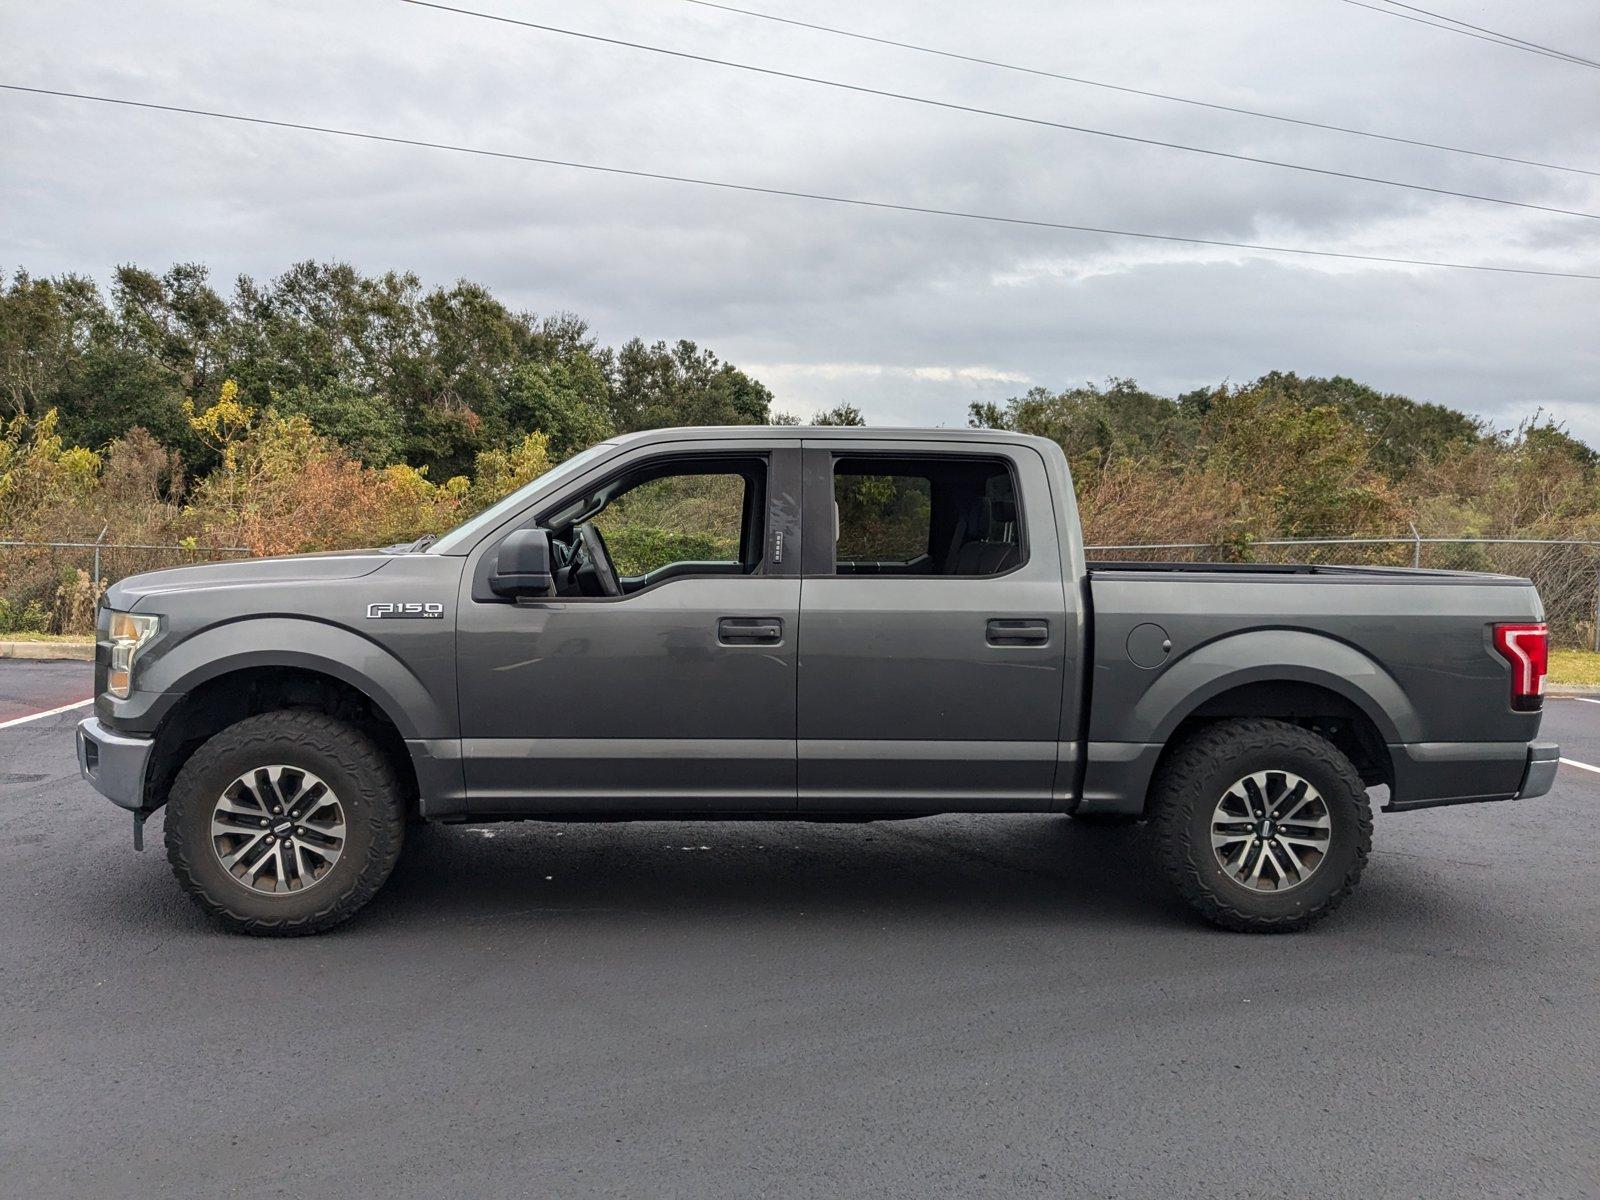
[3,0,1597,439]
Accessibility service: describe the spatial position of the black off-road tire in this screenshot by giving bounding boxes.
[164,711,405,936]
[1151,719,1372,933]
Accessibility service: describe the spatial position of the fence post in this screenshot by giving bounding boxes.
[92,525,108,596]
[1408,521,1421,568]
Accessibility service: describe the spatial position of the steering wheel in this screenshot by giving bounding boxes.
[576,522,622,597]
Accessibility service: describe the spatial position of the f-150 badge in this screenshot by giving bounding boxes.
[367,602,445,619]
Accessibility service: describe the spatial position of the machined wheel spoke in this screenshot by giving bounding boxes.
[1284,813,1331,831]
[1271,780,1307,819]
[1279,833,1329,850]
[241,842,281,881]
[255,767,288,812]
[212,812,265,834]
[1278,840,1312,880]
[220,831,270,870]
[1249,842,1273,884]
[216,794,266,818]
[295,834,341,862]
[292,785,332,822]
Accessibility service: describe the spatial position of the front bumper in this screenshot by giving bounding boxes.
[76,716,154,811]
[1387,739,1560,812]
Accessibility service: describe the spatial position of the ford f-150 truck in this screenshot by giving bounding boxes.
[77,426,1559,935]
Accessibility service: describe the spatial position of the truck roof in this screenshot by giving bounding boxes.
[603,425,1055,450]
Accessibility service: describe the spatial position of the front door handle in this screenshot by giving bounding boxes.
[719,616,784,645]
[987,618,1049,646]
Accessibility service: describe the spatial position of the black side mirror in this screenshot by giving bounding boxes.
[490,528,554,598]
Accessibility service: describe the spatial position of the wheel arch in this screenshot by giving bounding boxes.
[1080,629,1412,818]
[1153,679,1393,802]
[1134,629,1416,747]
[142,663,421,819]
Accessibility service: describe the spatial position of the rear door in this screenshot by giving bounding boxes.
[796,438,1072,811]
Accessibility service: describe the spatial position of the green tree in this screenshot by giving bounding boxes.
[811,402,865,426]
[609,338,772,432]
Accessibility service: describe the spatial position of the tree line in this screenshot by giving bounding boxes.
[1,260,775,484]
[3,259,1599,633]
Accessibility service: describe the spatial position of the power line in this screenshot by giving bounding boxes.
[678,0,1597,179]
[4,84,1596,282]
[398,0,1600,222]
[1337,0,1600,70]
[1379,1,1600,69]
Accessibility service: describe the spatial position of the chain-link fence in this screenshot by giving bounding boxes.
[0,537,252,636]
[5,532,1599,648]
[1086,536,1600,648]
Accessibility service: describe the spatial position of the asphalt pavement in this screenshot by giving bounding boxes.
[1,660,1595,1198]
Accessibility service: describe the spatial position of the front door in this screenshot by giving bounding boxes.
[796,440,1072,812]
[456,444,802,813]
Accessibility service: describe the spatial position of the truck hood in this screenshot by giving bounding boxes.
[107,550,393,609]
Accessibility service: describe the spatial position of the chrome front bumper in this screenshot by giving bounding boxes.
[76,716,154,811]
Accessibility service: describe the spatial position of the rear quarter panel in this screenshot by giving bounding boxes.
[1088,570,1545,748]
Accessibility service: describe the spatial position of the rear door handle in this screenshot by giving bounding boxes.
[987,618,1049,645]
[719,616,784,645]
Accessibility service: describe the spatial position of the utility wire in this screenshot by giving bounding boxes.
[398,0,1600,221]
[1337,0,1600,70]
[1379,1,1600,69]
[678,0,1597,179]
[4,84,1596,281]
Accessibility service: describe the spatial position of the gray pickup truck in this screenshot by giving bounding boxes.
[77,425,1558,935]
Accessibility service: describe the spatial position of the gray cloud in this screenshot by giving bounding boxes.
[3,0,1597,438]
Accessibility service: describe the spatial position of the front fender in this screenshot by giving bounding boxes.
[1126,628,1418,746]
[101,616,453,740]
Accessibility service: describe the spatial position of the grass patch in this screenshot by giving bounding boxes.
[0,632,93,643]
[1549,649,1600,686]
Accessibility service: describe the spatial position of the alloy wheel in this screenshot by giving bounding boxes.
[209,765,347,895]
[1210,770,1332,893]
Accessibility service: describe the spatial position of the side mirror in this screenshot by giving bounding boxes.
[490,528,554,598]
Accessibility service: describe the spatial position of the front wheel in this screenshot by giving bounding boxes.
[164,711,405,936]
[1151,719,1372,933]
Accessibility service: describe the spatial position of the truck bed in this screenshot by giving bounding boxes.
[1081,561,1546,812]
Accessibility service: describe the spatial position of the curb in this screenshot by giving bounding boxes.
[0,640,95,662]
[1546,683,1599,697]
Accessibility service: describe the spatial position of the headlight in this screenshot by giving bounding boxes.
[106,611,160,699]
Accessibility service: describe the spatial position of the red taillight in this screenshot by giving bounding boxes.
[1492,623,1548,711]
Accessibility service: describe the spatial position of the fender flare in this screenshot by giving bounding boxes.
[133,617,451,740]
[1131,628,1419,747]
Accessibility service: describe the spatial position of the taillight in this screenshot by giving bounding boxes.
[1492,623,1548,711]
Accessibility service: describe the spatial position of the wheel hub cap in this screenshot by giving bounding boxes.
[1211,770,1331,893]
[209,765,347,895]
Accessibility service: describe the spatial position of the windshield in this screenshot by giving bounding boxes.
[429,441,617,554]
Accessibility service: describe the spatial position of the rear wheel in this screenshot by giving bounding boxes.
[164,710,404,936]
[1151,719,1371,933]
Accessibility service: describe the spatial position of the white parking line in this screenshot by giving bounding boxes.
[1567,697,1600,706]
[1560,757,1600,775]
[0,698,92,730]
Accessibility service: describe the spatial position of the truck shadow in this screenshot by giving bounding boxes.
[364,815,1200,932]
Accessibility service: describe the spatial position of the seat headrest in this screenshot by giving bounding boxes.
[965,496,993,538]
